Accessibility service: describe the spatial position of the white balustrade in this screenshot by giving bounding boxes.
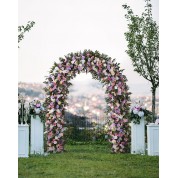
[18,124,29,157]
[30,115,44,154]
[147,124,159,156]
[131,117,145,154]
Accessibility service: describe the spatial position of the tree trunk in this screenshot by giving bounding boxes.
[152,88,156,122]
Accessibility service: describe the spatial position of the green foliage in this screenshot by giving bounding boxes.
[18,21,35,46]
[19,145,159,178]
[129,109,153,124]
[123,0,159,120]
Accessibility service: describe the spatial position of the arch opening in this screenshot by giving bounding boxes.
[64,73,107,144]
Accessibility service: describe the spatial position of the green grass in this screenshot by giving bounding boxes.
[18,144,159,178]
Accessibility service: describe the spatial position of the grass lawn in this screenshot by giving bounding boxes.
[18,144,159,178]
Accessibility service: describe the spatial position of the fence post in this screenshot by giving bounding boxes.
[131,117,145,154]
[147,124,159,156]
[18,124,29,157]
[30,115,44,154]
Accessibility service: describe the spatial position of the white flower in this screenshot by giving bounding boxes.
[18,103,21,109]
[111,139,116,144]
[118,115,123,119]
[49,108,55,114]
[113,144,118,150]
[35,108,41,114]
[93,67,97,71]
[63,70,68,73]
[96,57,100,62]
[113,136,117,139]
[155,119,159,125]
[135,104,140,108]
[110,67,115,76]
[54,66,58,70]
[53,67,59,73]
[51,98,55,102]
[138,111,144,117]
[133,109,138,114]
[24,102,29,109]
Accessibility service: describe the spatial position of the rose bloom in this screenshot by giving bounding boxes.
[36,103,41,108]
[133,109,138,114]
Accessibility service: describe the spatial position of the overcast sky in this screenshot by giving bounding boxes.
[18,0,159,95]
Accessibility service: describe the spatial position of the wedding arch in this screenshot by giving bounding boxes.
[44,49,131,153]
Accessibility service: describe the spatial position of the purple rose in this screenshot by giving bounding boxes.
[36,103,41,108]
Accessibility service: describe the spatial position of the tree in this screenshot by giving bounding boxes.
[18,21,35,46]
[123,0,159,121]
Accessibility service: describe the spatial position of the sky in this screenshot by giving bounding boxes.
[18,0,159,96]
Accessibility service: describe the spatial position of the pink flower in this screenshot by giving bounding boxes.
[117,88,122,95]
[48,146,54,151]
[118,133,123,137]
[155,119,159,125]
[108,77,112,81]
[107,64,110,70]
[53,140,57,144]
[78,66,83,71]
[36,103,41,108]
[57,123,62,128]
[123,119,128,123]
[108,86,112,91]
[110,123,116,131]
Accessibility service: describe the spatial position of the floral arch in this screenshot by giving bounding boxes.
[44,49,131,153]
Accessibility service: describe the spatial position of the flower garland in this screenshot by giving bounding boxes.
[29,100,45,122]
[130,103,152,124]
[44,49,131,153]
